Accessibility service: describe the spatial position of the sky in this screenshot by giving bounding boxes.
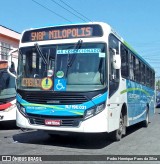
[1,0,160,77]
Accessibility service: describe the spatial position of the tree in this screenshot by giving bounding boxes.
[156,80,160,92]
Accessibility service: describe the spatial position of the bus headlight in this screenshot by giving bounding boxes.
[95,103,105,114]
[16,102,26,117]
[84,108,95,119]
[84,103,105,120]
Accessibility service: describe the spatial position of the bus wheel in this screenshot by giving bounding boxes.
[142,109,149,127]
[110,113,125,141]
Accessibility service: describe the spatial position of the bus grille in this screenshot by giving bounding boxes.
[28,114,82,127]
[23,92,88,105]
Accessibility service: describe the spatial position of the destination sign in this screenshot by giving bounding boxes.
[21,78,42,87]
[22,24,103,42]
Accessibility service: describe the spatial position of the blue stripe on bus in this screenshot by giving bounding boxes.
[125,80,155,125]
[16,92,108,116]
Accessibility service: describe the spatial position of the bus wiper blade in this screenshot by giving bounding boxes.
[34,43,47,65]
[67,39,83,67]
[65,39,82,78]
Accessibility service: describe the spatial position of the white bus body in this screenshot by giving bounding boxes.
[9,22,155,141]
[0,58,18,122]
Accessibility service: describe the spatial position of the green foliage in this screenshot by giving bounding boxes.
[156,80,160,91]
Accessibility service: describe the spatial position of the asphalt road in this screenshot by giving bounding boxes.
[0,108,160,164]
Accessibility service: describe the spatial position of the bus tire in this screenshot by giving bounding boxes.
[110,113,125,141]
[142,108,149,127]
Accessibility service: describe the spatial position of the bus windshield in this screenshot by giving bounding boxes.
[0,67,16,100]
[17,43,107,91]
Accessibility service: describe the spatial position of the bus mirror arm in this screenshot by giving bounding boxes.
[112,48,121,69]
[7,48,18,78]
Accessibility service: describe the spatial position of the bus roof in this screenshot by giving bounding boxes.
[21,22,154,72]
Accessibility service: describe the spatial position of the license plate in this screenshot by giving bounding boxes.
[45,119,61,126]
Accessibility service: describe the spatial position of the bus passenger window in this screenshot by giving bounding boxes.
[121,45,129,78]
[129,54,135,81]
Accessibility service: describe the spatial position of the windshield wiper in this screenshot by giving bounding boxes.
[65,39,83,77]
[67,39,83,67]
[34,43,48,65]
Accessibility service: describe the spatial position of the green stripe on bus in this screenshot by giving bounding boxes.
[21,103,84,115]
[120,88,150,96]
[22,103,64,110]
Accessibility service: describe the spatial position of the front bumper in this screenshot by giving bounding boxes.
[16,108,109,133]
[0,105,17,121]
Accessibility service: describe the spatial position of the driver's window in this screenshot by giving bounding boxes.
[109,34,120,97]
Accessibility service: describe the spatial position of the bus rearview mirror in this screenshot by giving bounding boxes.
[112,48,121,69]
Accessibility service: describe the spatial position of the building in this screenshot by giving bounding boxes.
[0,25,20,60]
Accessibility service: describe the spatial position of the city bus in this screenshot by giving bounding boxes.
[8,22,155,141]
[0,58,17,122]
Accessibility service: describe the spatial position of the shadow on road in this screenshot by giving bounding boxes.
[12,122,144,150]
[13,130,112,149]
[125,122,146,136]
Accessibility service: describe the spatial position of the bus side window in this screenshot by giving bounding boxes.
[139,62,142,83]
[143,64,146,84]
[121,45,129,78]
[141,64,146,85]
[108,34,120,97]
[109,48,120,97]
[135,59,140,82]
[129,54,134,81]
